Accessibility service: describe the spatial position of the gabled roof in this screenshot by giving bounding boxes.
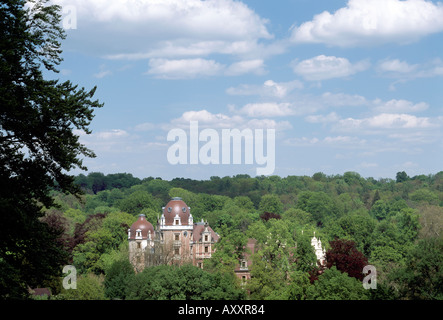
[192,222,220,242]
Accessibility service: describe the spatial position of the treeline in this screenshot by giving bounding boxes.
[36,171,443,300]
[74,170,443,205]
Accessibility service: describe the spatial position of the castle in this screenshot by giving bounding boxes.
[128,197,219,272]
[128,197,326,278]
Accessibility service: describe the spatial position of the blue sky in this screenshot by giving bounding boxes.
[49,0,443,180]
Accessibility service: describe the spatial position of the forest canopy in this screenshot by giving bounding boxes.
[25,170,443,300]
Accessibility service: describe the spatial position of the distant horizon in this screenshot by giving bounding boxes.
[72,168,443,182]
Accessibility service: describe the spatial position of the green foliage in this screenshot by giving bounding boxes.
[0,0,102,298]
[117,190,161,215]
[286,270,312,300]
[293,232,317,273]
[16,167,443,300]
[296,191,340,226]
[306,267,369,300]
[126,264,245,300]
[58,273,105,300]
[410,188,439,204]
[259,194,283,214]
[390,238,443,300]
[104,259,135,300]
[72,211,134,274]
[324,214,376,256]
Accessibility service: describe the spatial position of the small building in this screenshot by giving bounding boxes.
[234,238,257,285]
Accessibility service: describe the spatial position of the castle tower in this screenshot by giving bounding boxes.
[311,232,326,266]
[159,197,194,264]
[128,214,155,272]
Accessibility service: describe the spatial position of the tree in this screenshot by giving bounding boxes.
[409,189,439,205]
[259,211,281,222]
[390,238,443,300]
[396,171,409,183]
[0,0,103,298]
[306,266,369,300]
[296,191,340,226]
[104,259,135,300]
[58,273,105,300]
[117,190,160,215]
[72,211,133,274]
[258,194,283,214]
[286,270,312,300]
[125,264,245,300]
[418,205,443,239]
[326,239,368,281]
[324,214,376,256]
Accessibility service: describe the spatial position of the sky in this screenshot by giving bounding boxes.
[47,0,443,180]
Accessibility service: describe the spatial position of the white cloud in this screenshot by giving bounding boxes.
[225,59,266,76]
[291,0,443,47]
[320,92,368,107]
[146,58,268,78]
[93,70,112,79]
[232,103,294,118]
[226,79,303,98]
[284,135,365,147]
[169,110,243,129]
[147,58,224,79]
[292,55,369,81]
[305,112,340,123]
[372,99,429,113]
[95,129,129,140]
[378,59,418,73]
[92,64,112,78]
[377,58,443,88]
[53,0,272,60]
[336,113,436,132]
[168,109,291,131]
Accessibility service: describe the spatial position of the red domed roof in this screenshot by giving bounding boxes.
[163,197,191,226]
[129,214,154,240]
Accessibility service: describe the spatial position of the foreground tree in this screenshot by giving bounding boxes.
[125,264,246,300]
[0,0,102,298]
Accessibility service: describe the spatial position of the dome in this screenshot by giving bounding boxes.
[162,197,191,226]
[129,214,154,240]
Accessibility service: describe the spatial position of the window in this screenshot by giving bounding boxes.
[241,260,247,269]
[137,242,141,249]
[175,219,179,225]
[204,246,209,253]
[175,233,180,241]
[204,235,208,242]
[175,248,180,255]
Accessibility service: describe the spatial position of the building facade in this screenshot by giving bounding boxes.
[128,197,219,272]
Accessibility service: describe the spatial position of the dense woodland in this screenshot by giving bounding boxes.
[36,171,443,300]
